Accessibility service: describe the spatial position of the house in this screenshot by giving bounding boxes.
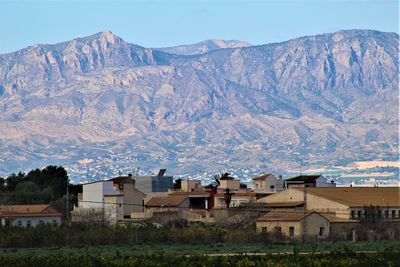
[252,173,284,194]
[256,211,330,240]
[0,204,62,227]
[180,179,202,192]
[73,175,146,224]
[131,169,173,193]
[145,195,189,213]
[213,192,257,209]
[284,175,335,189]
[219,179,241,190]
[257,187,400,240]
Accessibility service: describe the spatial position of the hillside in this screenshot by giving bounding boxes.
[0,30,398,182]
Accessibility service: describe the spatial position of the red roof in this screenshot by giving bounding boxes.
[0,204,62,218]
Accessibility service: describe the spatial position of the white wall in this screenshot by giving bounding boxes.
[5,216,61,227]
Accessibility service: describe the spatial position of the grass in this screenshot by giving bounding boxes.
[1,240,399,257]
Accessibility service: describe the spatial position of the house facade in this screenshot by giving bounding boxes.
[284,175,336,189]
[256,187,400,240]
[252,173,284,194]
[0,204,62,227]
[257,211,330,240]
[73,176,146,224]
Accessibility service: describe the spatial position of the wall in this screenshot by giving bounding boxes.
[303,213,330,239]
[181,180,201,192]
[306,193,350,218]
[253,175,285,193]
[122,184,146,215]
[316,176,336,187]
[214,195,256,208]
[257,189,303,204]
[257,220,302,239]
[81,181,115,209]
[220,180,240,190]
[3,216,61,227]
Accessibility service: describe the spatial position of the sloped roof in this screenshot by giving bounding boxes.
[294,187,400,207]
[146,195,188,207]
[285,175,322,182]
[257,211,325,222]
[262,201,304,207]
[252,173,273,181]
[0,204,62,217]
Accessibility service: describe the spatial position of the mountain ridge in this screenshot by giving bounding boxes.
[0,29,398,182]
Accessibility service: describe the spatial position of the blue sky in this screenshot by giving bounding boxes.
[0,0,398,54]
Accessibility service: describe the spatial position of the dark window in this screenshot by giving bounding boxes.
[119,203,122,208]
[52,220,58,225]
[378,210,382,218]
[392,210,396,218]
[26,220,31,227]
[17,221,22,227]
[270,185,275,189]
[357,210,362,219]
[319,227,324,236]
[385,210,389,218]
[39,220,44,224]
[351,210,355,219]
[289,226,294,237]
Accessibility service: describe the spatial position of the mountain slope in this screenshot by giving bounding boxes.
[154,39,252,55]
[0,30,398,182]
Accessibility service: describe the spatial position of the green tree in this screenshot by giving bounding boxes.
[10,181,53,204]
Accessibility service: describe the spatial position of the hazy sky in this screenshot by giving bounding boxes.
[0,0,398,54]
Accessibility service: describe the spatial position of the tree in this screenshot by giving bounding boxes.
[26,165,69,200]
[173,178,182,190]
[10,181,53,204]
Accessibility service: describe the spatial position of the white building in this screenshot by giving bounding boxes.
[252,173,285,193]
[73,176,146,224]
[285,175,336,189]
[0,204,62,227]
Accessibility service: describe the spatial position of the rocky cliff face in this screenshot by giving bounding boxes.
[0,30,398,181]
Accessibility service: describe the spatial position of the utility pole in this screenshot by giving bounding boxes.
[66,185,69,222]
[303,187,307,242]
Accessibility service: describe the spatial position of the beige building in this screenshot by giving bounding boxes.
[180,179,202,192]
[257,211,330,240]
[214,192,256,208]
[252,173,284,194]
[257,187,400,240]
[0,204,62,227]
[284,175,336,189]
[219,179,241,190]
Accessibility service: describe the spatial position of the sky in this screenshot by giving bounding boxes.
[0,0,398,54]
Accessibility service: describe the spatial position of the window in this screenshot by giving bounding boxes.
[17,221,22,227]
[39,220,44,224]
[289,226,294,237]
[378,210,382,218]
[270,185,275,189]
[392,210,396,218]
[52,220,58,226]
[351,210,355,219]
[261,227,267,233]
[274,227,281,232]
[385,210,389,218]
[26,220,31,227]
[119,203,122,208]
[319,227,324,236]
[357,210,362,219]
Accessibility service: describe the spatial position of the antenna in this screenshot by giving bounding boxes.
[300,160,303,176]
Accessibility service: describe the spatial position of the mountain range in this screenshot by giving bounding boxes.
[0,30,398,182]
